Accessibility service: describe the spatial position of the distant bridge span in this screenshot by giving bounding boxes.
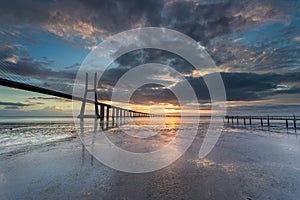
[0,75,153,119]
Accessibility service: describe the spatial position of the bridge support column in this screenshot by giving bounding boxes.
[94,73,99,118]
[79,72,100,119]
[79,73,89,118]
[100,104,105,120]
[106,106,110,121]
[294,115,297,129]
[116,108,119,121]
[112,107,115,121]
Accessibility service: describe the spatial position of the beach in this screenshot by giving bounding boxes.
[1,0,300,199]
[0,118,300,200]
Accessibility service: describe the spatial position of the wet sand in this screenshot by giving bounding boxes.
[1,129,300,200]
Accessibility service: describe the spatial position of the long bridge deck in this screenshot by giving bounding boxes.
[0,76,152,119]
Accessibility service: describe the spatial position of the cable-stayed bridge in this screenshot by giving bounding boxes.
[0,73,153,120]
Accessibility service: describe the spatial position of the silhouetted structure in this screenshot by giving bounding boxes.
[225,115,298,130]
[0,73,160,120]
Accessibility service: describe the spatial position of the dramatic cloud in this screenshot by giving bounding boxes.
[108,71,300,104]
[0,0,164,47]
[0,0,299,114]
[0,0,293,46]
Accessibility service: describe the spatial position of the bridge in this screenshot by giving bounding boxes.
[0,73,155,120]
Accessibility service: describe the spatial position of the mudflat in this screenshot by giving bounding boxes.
[0,129,299,200]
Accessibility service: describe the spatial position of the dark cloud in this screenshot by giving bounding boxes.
[227,104,300,115]
[64,62,81,70]
[97,49,195,94]
[28,97,61,100]
[27,96,71,103]
[129,84,179,105]
[0,0,53,25]
[216,72,299,101]
[163,1,238,44]
[78,0,164,30]
[128,71,300,104]
[0,46,77,93]
[4,106,20,109]
[114,49,194,73]
[0,57,75,91]
[0,101,34,107]
[0,46,15,60]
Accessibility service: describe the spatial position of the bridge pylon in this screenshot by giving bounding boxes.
[78,72,100,119]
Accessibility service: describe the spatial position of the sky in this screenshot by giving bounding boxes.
[0,0,300,116]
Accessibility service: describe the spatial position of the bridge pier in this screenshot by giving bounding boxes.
[112,107,115,121]
[99,104,104,120]
[79,72,100,119]
[225,115,298,131]
[94,73,99,118]
[106,106,110,121]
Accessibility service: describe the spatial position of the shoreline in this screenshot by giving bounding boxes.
[1,129,300,199]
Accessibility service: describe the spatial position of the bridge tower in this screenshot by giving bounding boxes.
[78,72,99,119]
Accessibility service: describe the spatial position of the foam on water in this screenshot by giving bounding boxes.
[0,117,76,154]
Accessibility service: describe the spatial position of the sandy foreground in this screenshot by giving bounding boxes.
[1,129,300,200]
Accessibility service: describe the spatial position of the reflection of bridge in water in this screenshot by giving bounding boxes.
[0,73,159,121]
